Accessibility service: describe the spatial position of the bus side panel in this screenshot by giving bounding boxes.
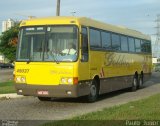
[99,76,133,94]
[89,51,152,95]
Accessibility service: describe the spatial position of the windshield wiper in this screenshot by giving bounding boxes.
[27,55,32,64]
[53,55,60,64]
[50,53,60,64]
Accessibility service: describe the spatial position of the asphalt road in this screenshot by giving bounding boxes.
[0,72,160,121]
[0,69,13,83]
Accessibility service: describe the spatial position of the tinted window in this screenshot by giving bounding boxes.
[101,31,111,49]
[135,39,141,53]
[90,29,101,48]
[141,40,151,53]
[141,40,147,52]
[128,37,135,52]
[121,36,128,52]
[112,34,120,51]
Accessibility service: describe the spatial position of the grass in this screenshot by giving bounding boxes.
[73,94,160,120]
[0,81,16,94]
[43,93,160,126]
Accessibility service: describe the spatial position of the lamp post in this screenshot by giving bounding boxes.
[56,0,61,16]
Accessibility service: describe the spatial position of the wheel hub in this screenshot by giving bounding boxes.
[139,79,142,86]
[90,85,96,96]
[133,78,137,87]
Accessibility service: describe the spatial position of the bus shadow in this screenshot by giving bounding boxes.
[97,88,130,102]
[98,77,160,102]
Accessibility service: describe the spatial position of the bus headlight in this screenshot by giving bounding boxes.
[15,76,26,83]
[21,77,26,83]
[16,77,21,83]
[68,78,73,84]
[60,77,78,85]
[61,77,73,84]
[61,78,67,84]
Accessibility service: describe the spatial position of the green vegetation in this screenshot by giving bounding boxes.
[74,94,160,120]
[0,24,19,62]
[0,81,16,94]
[43,94,160,126]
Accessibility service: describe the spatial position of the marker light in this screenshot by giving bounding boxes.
[67,91,72,95]
[18,90,23,93]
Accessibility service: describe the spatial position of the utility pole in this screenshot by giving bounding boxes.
[56,0,61,16]
[154,14,160,58]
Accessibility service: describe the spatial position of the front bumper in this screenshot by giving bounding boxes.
[15,83,90,98]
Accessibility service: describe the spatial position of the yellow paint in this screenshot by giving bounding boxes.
[15,62,78,85]
[89,51,152,79]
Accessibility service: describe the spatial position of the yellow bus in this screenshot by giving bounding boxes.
[14,17,152,102]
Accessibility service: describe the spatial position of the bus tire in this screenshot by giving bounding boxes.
[38,97,51,101]
[87,79,99,102]
[138,76,143,89]
[132,76,138,91]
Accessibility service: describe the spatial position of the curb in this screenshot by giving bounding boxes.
[0,93,24,100]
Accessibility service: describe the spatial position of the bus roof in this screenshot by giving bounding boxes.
[20,16,150,40]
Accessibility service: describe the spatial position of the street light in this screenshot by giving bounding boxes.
[56,0,61,16]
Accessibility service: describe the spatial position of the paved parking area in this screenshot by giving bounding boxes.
[0,69,13,83]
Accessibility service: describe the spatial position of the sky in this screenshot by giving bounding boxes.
[0,0,160,51]
[0,0,159,34]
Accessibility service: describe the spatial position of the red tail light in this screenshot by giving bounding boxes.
[73,77,78,85]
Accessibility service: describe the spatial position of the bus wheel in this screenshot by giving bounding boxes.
[132,77,138,91]
[87,79,98,102]
[38,97,51,101]
[138,76,143,89]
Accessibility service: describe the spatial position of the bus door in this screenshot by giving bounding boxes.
[78,27,90,81]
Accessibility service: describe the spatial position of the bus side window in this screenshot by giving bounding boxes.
[81,27,89,62]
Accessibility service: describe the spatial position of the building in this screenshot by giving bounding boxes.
[0,54,4,63]
[152,57,160,64]
[2,19,15,32]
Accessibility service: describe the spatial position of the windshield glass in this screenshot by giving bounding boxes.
[17,26,78,62]
[17,27,45,61]
[44,26,78,62]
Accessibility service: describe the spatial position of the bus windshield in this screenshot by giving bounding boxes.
[17,26,78,62]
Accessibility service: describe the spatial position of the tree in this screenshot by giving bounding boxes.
[0,24,19,62]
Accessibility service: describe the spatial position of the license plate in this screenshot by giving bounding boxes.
[37,91,49,95]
